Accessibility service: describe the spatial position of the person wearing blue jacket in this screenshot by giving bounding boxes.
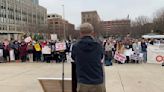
[71,23,105,92]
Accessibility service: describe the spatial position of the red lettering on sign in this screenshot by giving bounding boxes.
[156,55,163,62]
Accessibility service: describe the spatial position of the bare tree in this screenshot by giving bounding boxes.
[153,8,164,34]
[131,16,152,38]
[135,16,151,26]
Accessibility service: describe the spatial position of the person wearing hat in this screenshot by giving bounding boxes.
[71,23,106,92]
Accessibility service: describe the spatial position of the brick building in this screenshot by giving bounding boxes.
[101,19,131,36]
[47,14,75,40]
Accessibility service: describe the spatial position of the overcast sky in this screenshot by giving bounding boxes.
[39,0,164,27]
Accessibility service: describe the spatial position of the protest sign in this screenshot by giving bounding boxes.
[114,52,126,63]
[24,37,32,43]
[123,48,133,56]
[42,46,51,54]
[10,49,15,61]
[147,45,164,64]
[0,49,3,57]
[51,34,58,41]
[55,42,66,51]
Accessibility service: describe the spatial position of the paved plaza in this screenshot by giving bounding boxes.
[0,62,163,92]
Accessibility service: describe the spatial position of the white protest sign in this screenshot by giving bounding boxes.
[55,42,66,51]
[123,48,133,56]
[51,34,58,41]
[10,49,15,61]
[42,46,51,54]
[24,37,32,43]
[114,52,126,63]
[0,49,3,57]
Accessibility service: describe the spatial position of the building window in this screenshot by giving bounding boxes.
[52,15,55,17]
[87,18,91,22]
[55,22,58,24]
[83,19,86,22]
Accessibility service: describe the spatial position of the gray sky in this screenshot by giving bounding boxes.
[39,0,164,27]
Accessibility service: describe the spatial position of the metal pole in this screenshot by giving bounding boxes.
[62,5,66,40]
[62,5,65,92]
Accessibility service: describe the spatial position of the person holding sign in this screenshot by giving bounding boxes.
[115,41,125,64]
[71,23,105,92]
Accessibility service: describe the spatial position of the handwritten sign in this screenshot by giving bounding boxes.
[114,52,126,63]
[24,37,32,43]
[51,34,58,41]
[55,42,66,51]
[42,46,51,54]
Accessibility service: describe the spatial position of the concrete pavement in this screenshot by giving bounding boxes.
[0,63,163,92]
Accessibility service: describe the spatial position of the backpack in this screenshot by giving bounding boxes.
[34,43,41,51]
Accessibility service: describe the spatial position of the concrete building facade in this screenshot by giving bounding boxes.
[47,14,75,40]
[81,11,103,35]
[81,11,100,24]
[0,0,47,40]
[32,0,39,5]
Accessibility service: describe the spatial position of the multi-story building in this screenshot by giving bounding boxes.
[81,11,103,35]
[0,0,47,40]
[101,19,131,36]
[47,14,75,40]
[81,11,101,24]
[102,20,131,31]
[32,0,39,5]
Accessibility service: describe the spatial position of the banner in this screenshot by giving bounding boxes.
[114,52,126,63]
[55,42,66,51]
[147,45,164,64]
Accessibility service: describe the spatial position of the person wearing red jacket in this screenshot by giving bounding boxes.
[19,42,27,62]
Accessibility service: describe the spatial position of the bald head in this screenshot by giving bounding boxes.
[80,23,94,35]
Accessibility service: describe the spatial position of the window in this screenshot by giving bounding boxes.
[83,19,86,22]
[87,18,91,22]
[52,15,55,17]
[55,22,58,24]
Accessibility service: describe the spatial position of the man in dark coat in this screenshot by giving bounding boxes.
[71,23,105,92]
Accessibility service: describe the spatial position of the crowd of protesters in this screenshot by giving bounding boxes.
[0,39,73,63]
[0,35,163,66]
[102,35,163,66]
